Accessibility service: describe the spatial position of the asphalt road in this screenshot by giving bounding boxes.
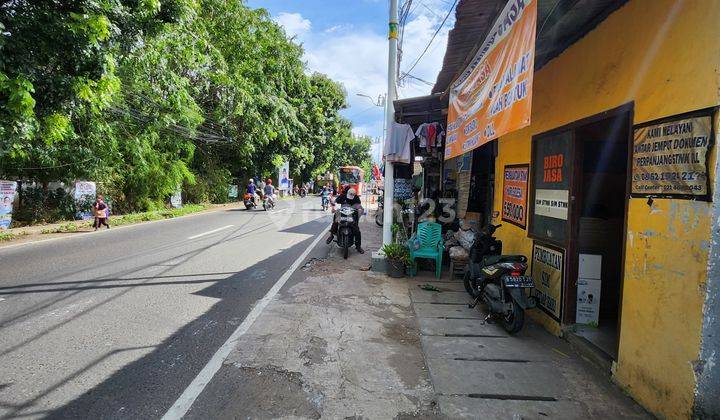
[0,196,331,419]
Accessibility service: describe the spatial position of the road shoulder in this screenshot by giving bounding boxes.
[184,212,440,419]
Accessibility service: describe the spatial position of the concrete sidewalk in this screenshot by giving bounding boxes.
[192,212,651,419]
[408,275,650,419]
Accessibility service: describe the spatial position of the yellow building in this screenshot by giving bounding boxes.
[397,1,720,418]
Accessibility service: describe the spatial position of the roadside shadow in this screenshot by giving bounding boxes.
[39,226,324,420]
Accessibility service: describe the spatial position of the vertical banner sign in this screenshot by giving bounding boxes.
[502,164,529,228]
[74,181,97,220]
[278,162,290,191]
[530,130,572,243]
[531,242,564,321]
[445,0,537,160]
[632,113,712,198]
[0,180,18,230]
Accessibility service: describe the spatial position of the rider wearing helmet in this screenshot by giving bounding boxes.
[326,187,364,253]
[263,178,275,203]
[246,178,258,204]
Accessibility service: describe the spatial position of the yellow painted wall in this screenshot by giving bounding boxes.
[489,0,720,418]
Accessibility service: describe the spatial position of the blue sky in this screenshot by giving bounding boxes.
[245,0,455,162]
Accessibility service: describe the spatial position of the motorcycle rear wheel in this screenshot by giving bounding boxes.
[375,211,383,227]
[463,271,481,298]
[501,303,525,334]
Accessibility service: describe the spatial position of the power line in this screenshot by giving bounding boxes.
[401,72,434,86]
[399,0,458,81]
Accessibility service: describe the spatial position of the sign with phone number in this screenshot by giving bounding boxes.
[632,114,712,197]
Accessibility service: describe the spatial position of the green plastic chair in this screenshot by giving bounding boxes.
[408,222,444,278]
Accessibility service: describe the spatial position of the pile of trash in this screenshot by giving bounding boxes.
[444,227,475,261]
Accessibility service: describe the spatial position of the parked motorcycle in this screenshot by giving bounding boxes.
[262,194,275,211]
[334,205,359,259]
[463,224,536,333]
[243,193,258,210]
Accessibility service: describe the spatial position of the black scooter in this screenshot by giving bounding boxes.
[334,205,359,259]
[464,224,536,333]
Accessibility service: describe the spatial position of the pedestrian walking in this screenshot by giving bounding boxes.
[93,195,110,230]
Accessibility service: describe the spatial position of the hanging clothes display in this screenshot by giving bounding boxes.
[384,122,415,164]
[415,122,445,153]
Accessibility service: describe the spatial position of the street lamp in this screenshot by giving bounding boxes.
[356,93,386,108]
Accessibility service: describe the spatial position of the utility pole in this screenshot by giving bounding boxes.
[382,0,398,247]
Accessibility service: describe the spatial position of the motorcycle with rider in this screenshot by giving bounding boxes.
[326,187,364,257]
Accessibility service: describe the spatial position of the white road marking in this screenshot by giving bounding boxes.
[161,224,329,420]
[186,225,234,240]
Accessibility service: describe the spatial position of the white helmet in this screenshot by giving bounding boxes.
[347,188,357,198]
[249,178,254,183]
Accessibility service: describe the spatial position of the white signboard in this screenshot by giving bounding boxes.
[577,278,602,326]
[534,189,568,220]
[0,180,18,230]
[74,181,97,220]
[278,161,290,191]
[170,188,183,208]
[576,254,602,326]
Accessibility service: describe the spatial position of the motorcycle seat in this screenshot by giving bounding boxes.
[482,254,527,265]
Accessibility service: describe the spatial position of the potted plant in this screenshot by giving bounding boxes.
[382,243,410,278]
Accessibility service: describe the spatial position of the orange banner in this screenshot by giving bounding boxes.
[445,0,537,160]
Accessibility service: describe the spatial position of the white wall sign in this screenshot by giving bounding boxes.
[534,189,569,220]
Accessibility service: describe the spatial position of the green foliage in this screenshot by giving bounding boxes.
[13,187,76,225]
[381,243,410,265]
[0,0,371,218]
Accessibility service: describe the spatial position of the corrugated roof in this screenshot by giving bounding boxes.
[432,0,505,95]
[432,0,628,95]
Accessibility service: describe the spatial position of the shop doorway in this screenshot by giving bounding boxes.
[571,110,631,360]
[468,140,497,228]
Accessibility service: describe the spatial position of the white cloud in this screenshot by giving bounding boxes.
[272,3,455,139]
[273,12,312,40]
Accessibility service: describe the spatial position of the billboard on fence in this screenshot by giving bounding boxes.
[0,181,18,230]
[445,0,537,160]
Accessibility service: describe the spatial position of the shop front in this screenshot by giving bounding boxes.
[421,0,720,418]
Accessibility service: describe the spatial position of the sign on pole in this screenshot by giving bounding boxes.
[445,0,537,160]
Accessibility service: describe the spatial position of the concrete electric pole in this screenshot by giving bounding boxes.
[382,0,398,247]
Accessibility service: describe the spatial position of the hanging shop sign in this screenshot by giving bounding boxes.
[530,130,572,244]
[0,180,18,230]
[501,164,529,228]
[632,110,714,199]
[445,0,537,160]
[531,242,564,321]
